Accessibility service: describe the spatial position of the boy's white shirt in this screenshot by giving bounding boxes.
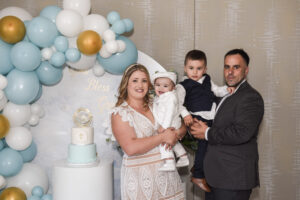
[153,90,181,129]
[176,75,229,120]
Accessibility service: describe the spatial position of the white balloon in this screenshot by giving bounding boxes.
[6,163,49,198]
[83,14,109,37]
[41,48,53,61]
[31,104,42,115]
[99,46,112,58]
[93,62,105,77]
[0,7,32,21]
[28,115,39,126]
[105,41,118,54]
[0,90,4,100]
[0,74,7,90]
[0,92,7,111]
[0,175,6,189]
[3,102,31,126]
[103,29,115,42]
[66,37,96,70]
[117,40,126,52]
[6,126,32,151]
[63,0,91,17]
[56,9,83,37]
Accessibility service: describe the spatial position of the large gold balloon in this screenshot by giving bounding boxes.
[0,187,27,200]
[0,16,26,44]
[0,114,10,139]
[77,30,102,55]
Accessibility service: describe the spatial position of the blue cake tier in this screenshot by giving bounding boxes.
[67,144,97,164]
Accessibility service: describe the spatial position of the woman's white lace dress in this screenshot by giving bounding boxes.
[111,102,184,200]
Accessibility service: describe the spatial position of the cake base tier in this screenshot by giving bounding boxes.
[67,143,96,164]
[52,159,113,200]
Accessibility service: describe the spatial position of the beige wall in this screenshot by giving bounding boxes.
[1,0,299,199]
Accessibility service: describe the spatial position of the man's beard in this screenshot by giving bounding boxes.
[225,78,244,88]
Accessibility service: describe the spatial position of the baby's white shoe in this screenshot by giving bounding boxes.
[176,155,189,167]
[158,160,176,171]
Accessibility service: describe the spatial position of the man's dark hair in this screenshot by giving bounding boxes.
[224,49,250,66]
[184,49,207,66]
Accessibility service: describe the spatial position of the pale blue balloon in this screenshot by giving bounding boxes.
[11,41,41,72]
[0,39,14,75]
[111,20,126,35]
[31,186,44,197]
[122,18,134,32]
[30,84,43,104]
[0,140,4,151]
[50,52,66,67]
[65,48,81,62]
[19,141,37,162]
[27,16,59,48]
[36,61,63,86]
[0,148,23,177]
[23,20,31,42]
[40,5,62,24]
[4,69,40,105]
[107,11,120,25]
[54,36,68,52]
[28,196,41,200]
[41,194,53,200]
[97,36,138,75]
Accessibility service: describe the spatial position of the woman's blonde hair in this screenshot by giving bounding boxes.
[116,64,153,107]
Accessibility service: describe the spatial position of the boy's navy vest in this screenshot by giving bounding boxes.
[179,74,216,116]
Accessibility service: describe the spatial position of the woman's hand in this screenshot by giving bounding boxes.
[161,128,177,148]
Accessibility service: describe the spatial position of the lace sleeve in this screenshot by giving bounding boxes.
[102,104,134,142]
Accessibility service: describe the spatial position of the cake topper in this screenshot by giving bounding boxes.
[73,107,93,127]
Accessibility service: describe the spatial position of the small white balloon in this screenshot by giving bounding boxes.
[0,74,7,90]
[0,6,33,21]
[0,90,4,100]
[0,93,7,111]
[41,48,53,61]
[103,29,115,42]
[63,0,91,17]
[117,40,126,52]
[6,163,49,197]
[6,126,32,151]
[3,102,31,126]
[99,46,112,58]
[28,115,39,126]
[56,9,83,37]
[93,63,105,77]
[0,175,6,190]
[83,14,109,37]
[30,104,42,115]
[105,41,118,54]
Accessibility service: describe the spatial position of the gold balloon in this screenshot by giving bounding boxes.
[77,30,102,55]
[0,114,10,139]
[0,187,27,200]
[0,16,26,44]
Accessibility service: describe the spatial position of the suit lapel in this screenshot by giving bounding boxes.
[214,81,249,119]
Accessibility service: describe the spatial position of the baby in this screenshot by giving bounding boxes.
[152,71,189,171]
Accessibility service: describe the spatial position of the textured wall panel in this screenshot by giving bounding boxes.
[1,0,299,199]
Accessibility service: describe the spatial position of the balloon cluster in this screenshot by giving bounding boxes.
[27,186,53,200]
[0,0,139,198]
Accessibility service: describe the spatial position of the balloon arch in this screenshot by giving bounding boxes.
[0,1,165,199]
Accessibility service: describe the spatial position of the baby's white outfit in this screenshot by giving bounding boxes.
[153,90,189,171]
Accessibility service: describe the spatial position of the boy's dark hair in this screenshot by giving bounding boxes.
[224,49,250,66]
[184,50,207,66]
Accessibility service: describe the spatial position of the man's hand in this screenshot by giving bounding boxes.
[184,115,193,126]
[189,118,208,139]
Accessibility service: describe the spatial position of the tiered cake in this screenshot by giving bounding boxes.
[52,108,113,200]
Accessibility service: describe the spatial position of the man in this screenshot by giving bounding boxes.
[190,49,264,200]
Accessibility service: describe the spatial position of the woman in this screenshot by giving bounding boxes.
[111,64,186,200]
